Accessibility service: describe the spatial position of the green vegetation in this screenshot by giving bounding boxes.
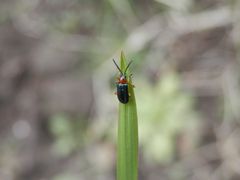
[137,73,198,163]
[117,52,138,180]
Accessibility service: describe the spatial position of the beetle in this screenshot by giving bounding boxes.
[113,59,133,104]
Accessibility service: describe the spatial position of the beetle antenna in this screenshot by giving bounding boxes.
[124,60,133,75]
[113,59,123,75]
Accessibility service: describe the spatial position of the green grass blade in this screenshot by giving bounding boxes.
[117,51,138,180]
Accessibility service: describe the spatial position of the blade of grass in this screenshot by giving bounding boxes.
[117,51,138,180]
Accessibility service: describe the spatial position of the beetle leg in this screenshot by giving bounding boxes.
[115,79,120,83]
[128,74,135,87]
[129,74,133,80]
[129,83,135,88]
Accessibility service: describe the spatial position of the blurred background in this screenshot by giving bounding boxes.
[1,0,240,180]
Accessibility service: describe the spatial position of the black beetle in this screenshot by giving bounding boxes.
[113,59,132,104]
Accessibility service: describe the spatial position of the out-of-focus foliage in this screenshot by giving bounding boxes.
[0,0,240,179]
[155,0,192,11]
[138,73,198,163]
[49,114,87,156]
[53,174,79,180]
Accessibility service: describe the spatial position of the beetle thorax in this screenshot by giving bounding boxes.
[119,75,128,84]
